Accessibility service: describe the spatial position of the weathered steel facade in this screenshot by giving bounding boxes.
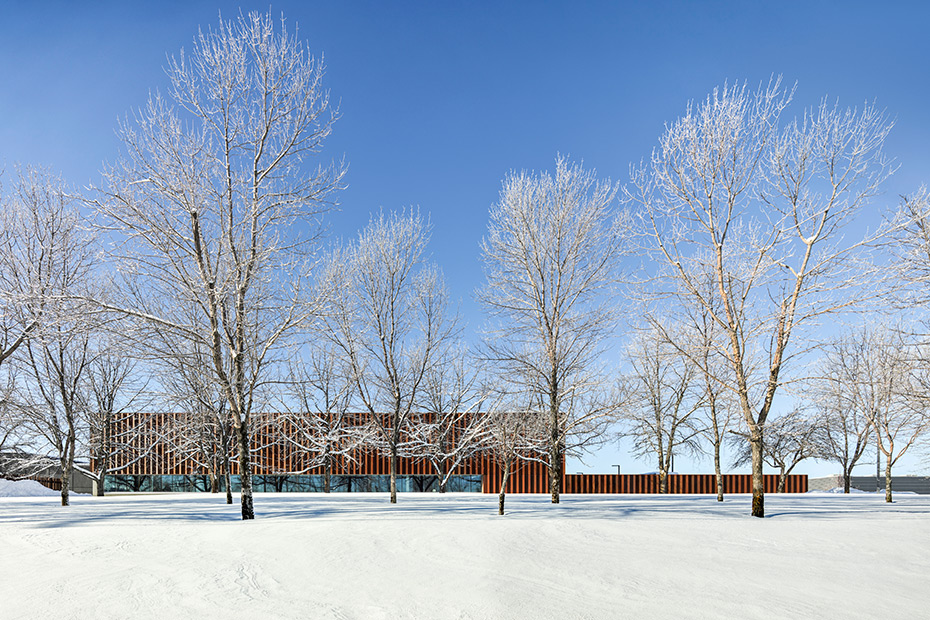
[562,473,807,494]
[99,412,808,494]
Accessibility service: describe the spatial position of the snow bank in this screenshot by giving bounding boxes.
[810,486,918,494]
[0,478,58,497]
[808,486,870,494]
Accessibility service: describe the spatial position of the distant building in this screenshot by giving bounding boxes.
[809,475,930,494]
[92,412,807,494]
[0,452,95,494]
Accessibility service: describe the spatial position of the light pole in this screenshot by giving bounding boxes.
[612,464,621,476]
[876,433,882,492]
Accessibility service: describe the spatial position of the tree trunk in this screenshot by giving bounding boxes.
[324,452,332,494]
[210,451,219,493]
[95,461,108,497]
[236,423,254,519]
[714,441,723,502]
[498,457,512,516]
[549,382,561,504]
[750,429,765,518]
[389,443,398,504]
[777,469,787,494]
[60,458,71,507]
[549,444,561,504]
[60,433,76,506]
[219,441,232,504]
[659,468,668,494]
[884,459,893,503]
[843,468,851,494]
[223,427,233,503]
[439,461,448,493]
[224,468,232,505]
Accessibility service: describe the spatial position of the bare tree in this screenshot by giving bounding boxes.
[84,350,151,496]
[325,211,457,503]
[486,388,547,515]
[480,156,626,504]
[619,324,704,493]
[808,344,873,493]
[279,347,369,493]
[627,79,894,516]
[888,188,930,472]
[19,331,94,506]
[159,344,235,503]
[888,186,930,305]
[826,325,928,502]
[0,168,54,370]
[691,304,739,502]
[96,11,343,519]
[0,166,82,449]
[3,167,96,505]
[0,368,44,480]
[732,408,820,493]
[0,373,21,454]
[408,347,491,492]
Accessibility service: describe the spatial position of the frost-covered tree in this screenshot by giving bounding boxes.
[732,408,820,493]
[2,167,97,505]
[408,347,491,492]
[325,211,457,503]
[84,350,150,496]
[0,168,56,372]
[18,331,92,505]
[96,11,343,519]
[0,166,82,471]
[687,300,739,502]
[889,186,930,305]
[0,369,43,480]
[480,157,626,503]
[808,344,873,494]
[279,347,369,493]
[627,79,893,516]
[17,255,96,506]
[487,387,547,515]
[824,326,928,501]
[619,324,704,493]
[159,343,235,503]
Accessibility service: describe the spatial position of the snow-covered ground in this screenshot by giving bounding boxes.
[1,492,926,619]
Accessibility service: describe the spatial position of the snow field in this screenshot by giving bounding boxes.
[1,492,927,619]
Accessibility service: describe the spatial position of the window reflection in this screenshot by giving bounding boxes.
[105,474,482,493]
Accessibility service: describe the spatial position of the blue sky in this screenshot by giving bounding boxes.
[2,1,928,476]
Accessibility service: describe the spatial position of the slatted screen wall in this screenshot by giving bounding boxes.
[99,412,807,494]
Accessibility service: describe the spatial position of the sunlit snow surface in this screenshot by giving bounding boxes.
[2,492,927,619]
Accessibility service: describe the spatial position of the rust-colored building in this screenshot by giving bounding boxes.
[97,412,807,494]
